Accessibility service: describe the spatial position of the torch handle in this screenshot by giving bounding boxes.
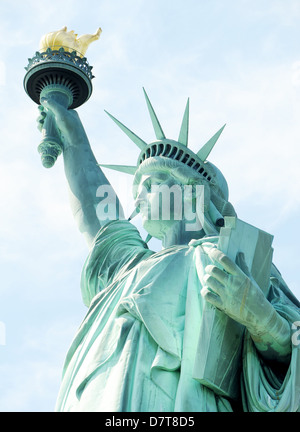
[38,109,63,168]
[37,86,73,168]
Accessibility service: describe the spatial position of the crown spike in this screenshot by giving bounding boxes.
[104,110,147,150]
[196,124,226,161]
[128,207,140,221]
[98,164,137,175]
[145,233,152,243]
[178,98,189,147]
[143,88,165,140]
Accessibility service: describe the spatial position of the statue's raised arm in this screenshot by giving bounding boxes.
[25,27,124,247]
[38,100,124,246]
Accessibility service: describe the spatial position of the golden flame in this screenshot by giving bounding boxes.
[39,26,102,57]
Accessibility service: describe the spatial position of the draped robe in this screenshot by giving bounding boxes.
[55,220,300,412]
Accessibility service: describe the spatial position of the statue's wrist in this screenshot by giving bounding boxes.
[247,307,278,337]
[248,307,291,355]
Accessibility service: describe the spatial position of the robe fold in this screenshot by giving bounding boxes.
[55,220,300,412]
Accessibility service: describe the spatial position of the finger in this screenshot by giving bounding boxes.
[36,106,47,130]
[201,286,223,309]
[205,265,228,286]
[204,272,226,295]
[37,112,46,131]
[37,112,46,122]
[37,121,43,132]
[207,248,238,275]
[41,97,66,118]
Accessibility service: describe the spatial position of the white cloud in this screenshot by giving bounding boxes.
[0,61,5,85]
[291,61,300,86]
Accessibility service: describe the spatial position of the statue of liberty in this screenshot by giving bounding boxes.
[37,86,300,412]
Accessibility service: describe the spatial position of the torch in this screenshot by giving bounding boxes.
[24,26,101,168]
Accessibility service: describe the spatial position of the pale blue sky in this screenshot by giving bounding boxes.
[0,0,299,411]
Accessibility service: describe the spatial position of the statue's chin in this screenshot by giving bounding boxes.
[142,219,163,240]
[142,218,176,241]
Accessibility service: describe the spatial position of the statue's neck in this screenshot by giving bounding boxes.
[161,221,205,248]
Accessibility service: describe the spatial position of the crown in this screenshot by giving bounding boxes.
[99,88,225,186]
[99,89,227,241]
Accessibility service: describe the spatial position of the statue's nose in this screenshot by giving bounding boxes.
[135,194,147,207]
[135,187,151,212]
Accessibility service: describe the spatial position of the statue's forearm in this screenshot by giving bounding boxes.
[63,132,124,247]
[37,99,124,246]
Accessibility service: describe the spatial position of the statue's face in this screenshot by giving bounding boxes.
[134,170,202,239]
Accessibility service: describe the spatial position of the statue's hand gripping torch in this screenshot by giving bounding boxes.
[24,27,101,168]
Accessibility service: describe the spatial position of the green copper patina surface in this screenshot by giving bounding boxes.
[36,88,300,412]
[24,27,101,168]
